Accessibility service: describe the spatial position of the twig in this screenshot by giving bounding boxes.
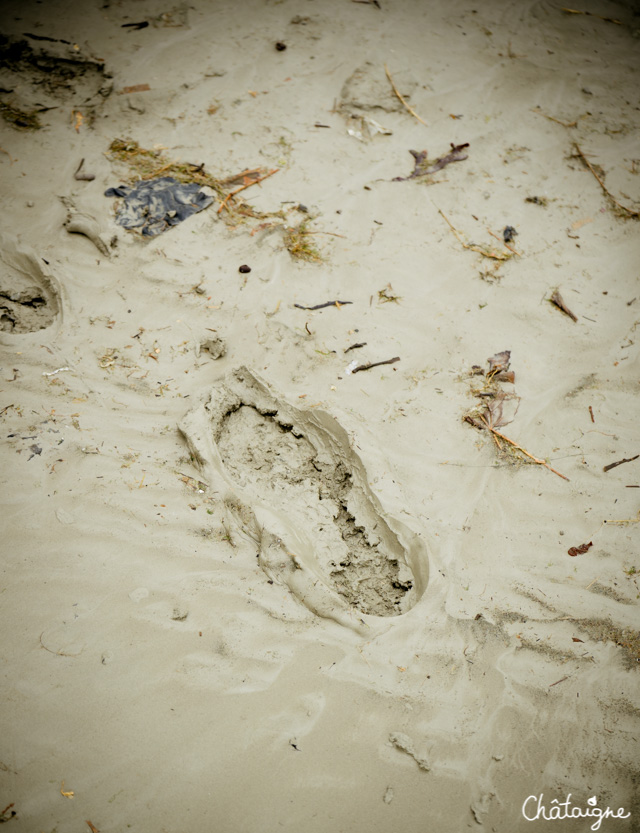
[352,356,400,374]
[294,300,353,310]
[439,210,512,261]
[217,168,278,214]
[299,230,346,238]
[549,675,569,687]
[603,454,639,473]
[384,64,427,126]
[588,405,595,423]
[561,8,621,24]
[573,143,640,218]
[219,167,262,187]
[603,514,640,525]
[480,417,570,481]
[344,342,367,353]
[487,228,521,255]
[532,107,578,129]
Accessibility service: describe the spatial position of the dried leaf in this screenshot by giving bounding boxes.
[550,289,578,322]
[487,350,511,376]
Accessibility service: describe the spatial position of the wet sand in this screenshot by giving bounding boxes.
[1,1,639,830]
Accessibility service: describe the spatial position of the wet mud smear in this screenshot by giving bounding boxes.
[217,403,415,618]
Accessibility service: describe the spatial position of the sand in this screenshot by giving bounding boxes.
[1,0,639,830]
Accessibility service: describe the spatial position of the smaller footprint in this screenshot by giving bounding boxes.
[0,234,60,335]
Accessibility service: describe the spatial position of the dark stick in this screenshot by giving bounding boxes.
[344,342,367,353]
[294,301,353,310]
[603,454,639,473]
[351,356,400,374]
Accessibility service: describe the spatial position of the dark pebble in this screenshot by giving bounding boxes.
[275,42,287,51]
[239,264,251,273]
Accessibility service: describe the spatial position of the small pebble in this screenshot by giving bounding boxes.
[239,264,251,274]
[275,42,287,51]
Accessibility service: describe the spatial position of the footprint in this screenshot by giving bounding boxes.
[0,234,60,334]
[180,367,429,634]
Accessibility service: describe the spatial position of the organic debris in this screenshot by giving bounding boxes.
[348,356,400,374]
[603,454,639,473]
[531,106,580,129]
[378,284,401,304]
[217,168,278,215]
[464,351,569,481]
[120,83,150,94]
[525,196,548,206]
[294,300,352,310]
[503,225,517,244]
[0,100,41,130]
[394,143,469,181]
[384,63,426,125]
[486,350,512,380]
[283,222,323,261]
[0,803,16,823]
[549,289,578,322]
[568,541,593,556]
[439,210,514,262]
[572,143,640,219]
[561,8,621,25]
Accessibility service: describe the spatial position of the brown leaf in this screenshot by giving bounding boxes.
[487,350,511,375]
[568,541,593,556]
[572,637,585,643]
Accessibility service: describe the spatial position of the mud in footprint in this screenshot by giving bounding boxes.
[180,367,429,632]
[0,234,60,334]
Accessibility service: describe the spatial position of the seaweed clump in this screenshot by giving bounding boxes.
[283,221,323,262]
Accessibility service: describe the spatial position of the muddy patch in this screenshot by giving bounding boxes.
[0,237,60,334]
[0,35,112,125]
